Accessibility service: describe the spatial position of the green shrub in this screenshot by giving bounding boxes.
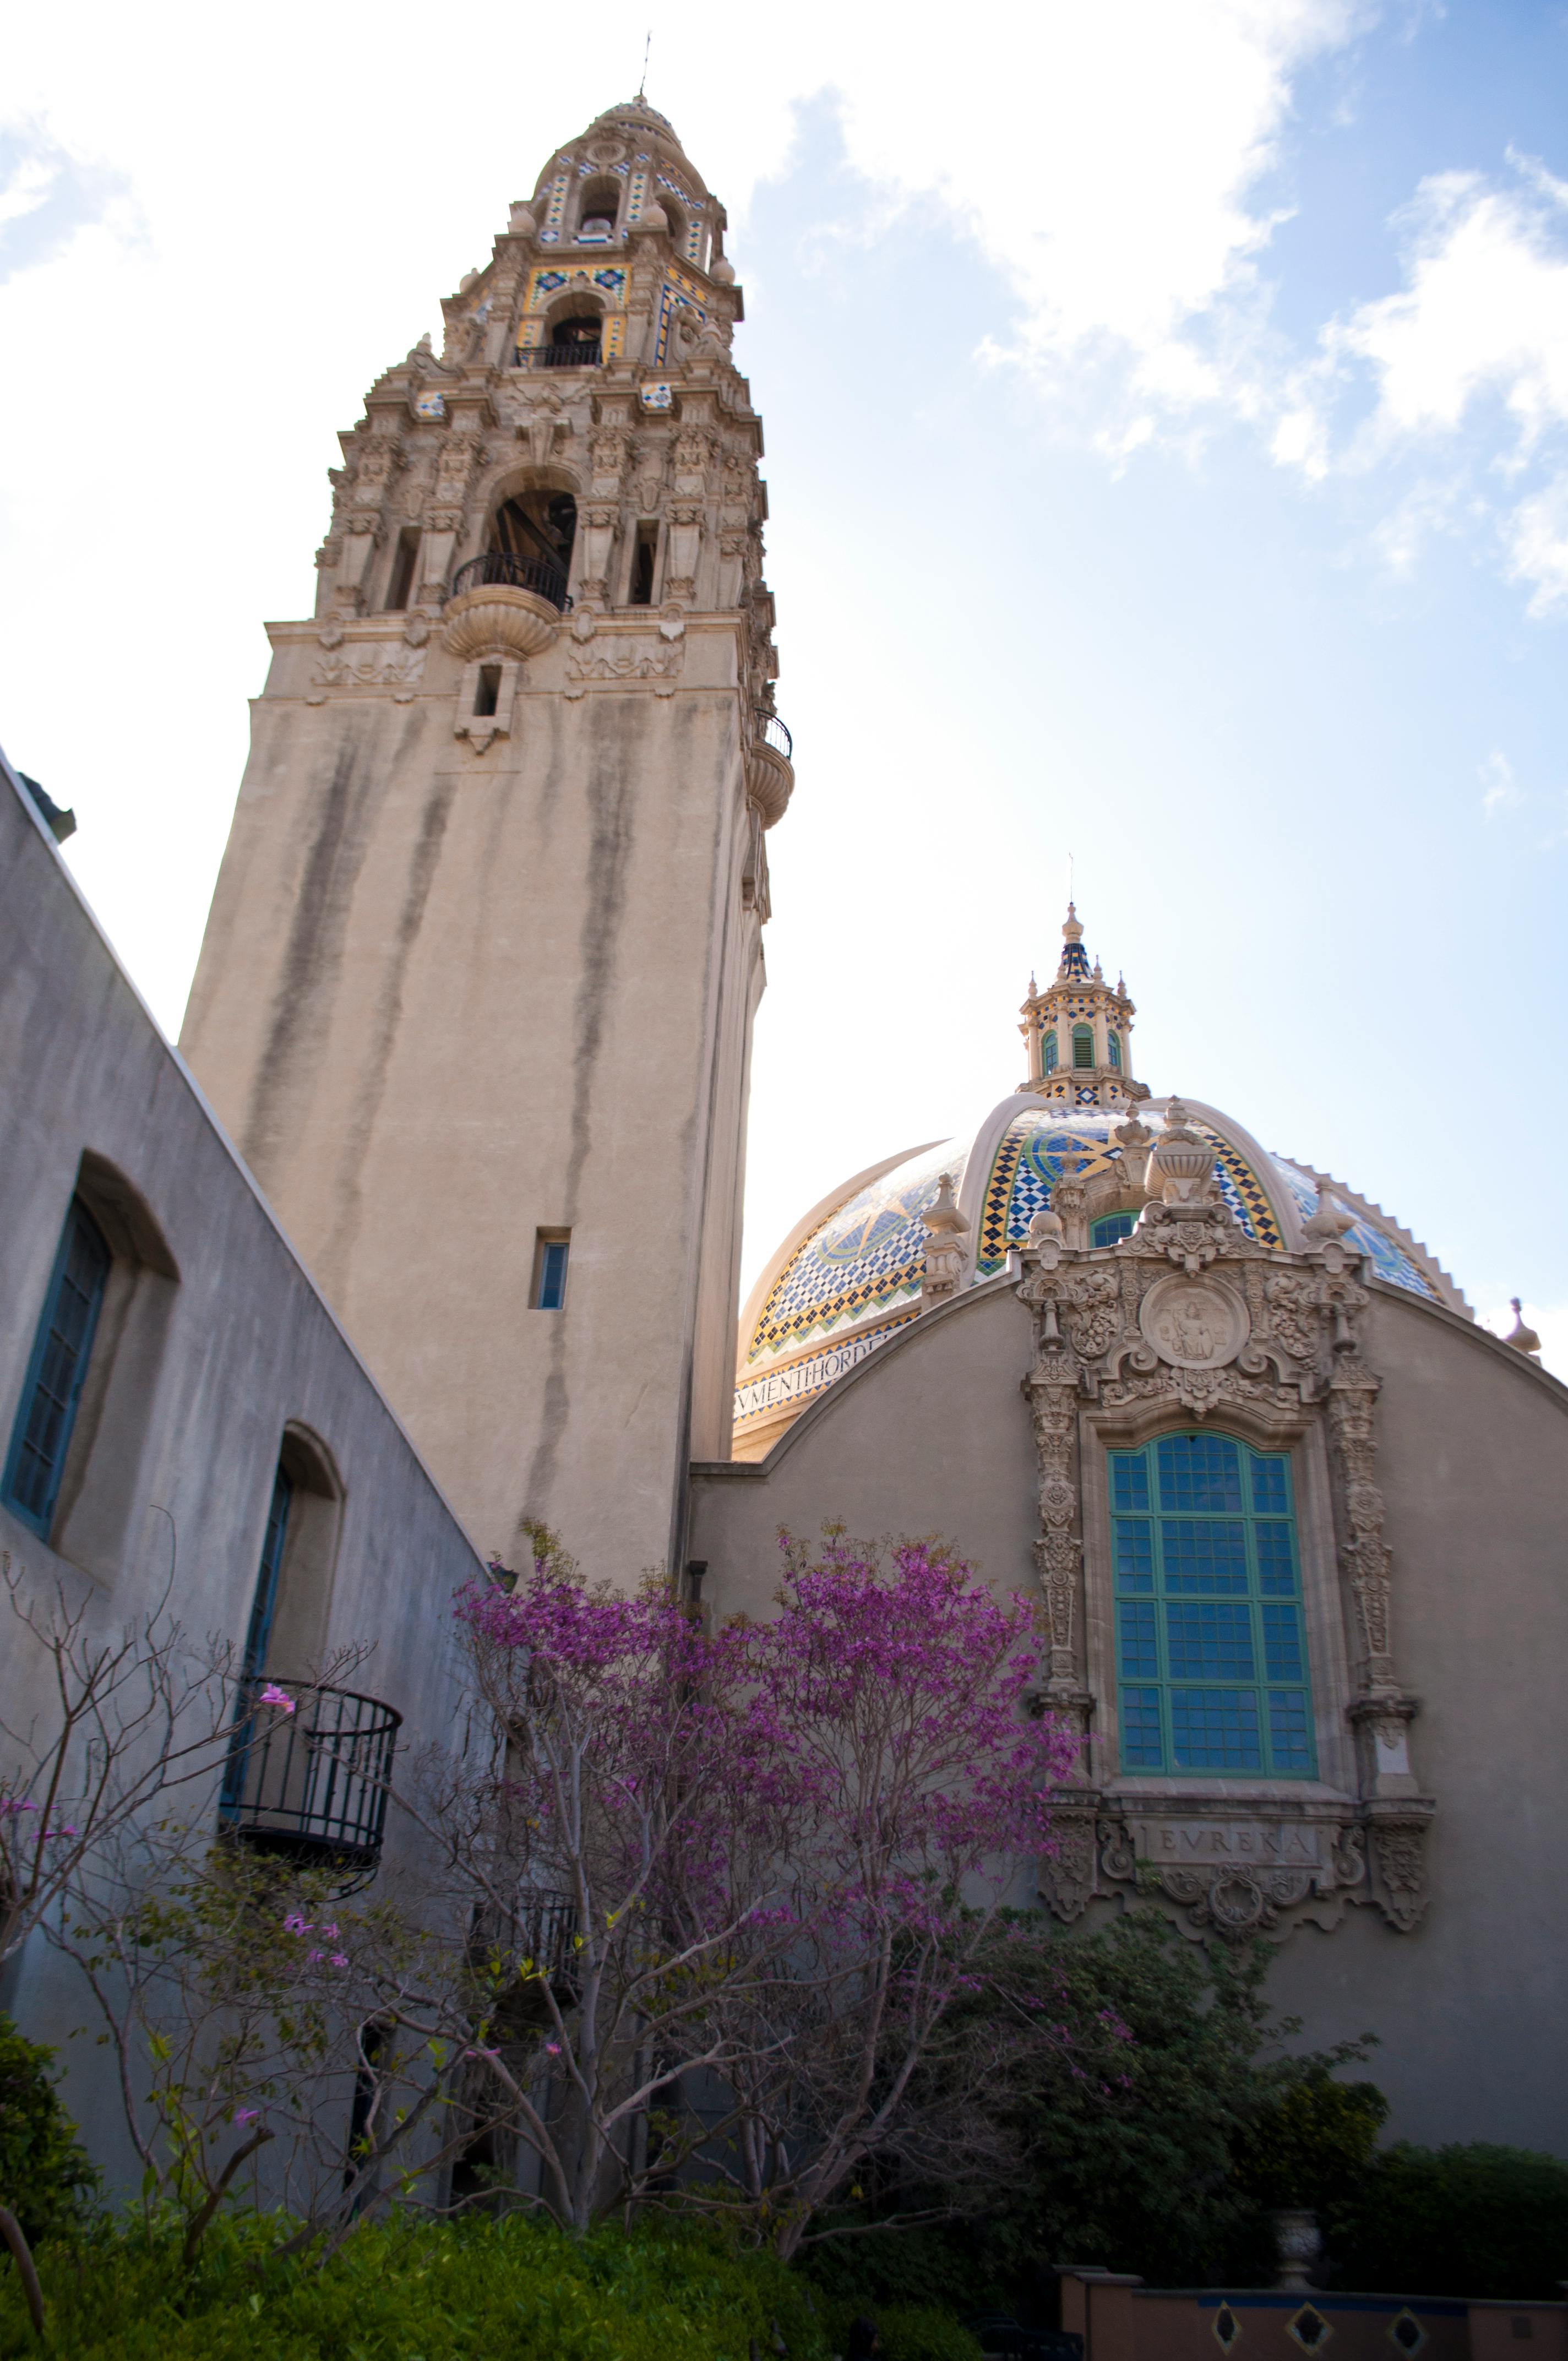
[876,2303,984,2361]
[1327,2142,1568,2300]
[0,2014,96,2244]
[0,2208,831,2360]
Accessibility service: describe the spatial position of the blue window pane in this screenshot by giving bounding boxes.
[1171,1689,1261,1770]
[2,1199,112,1537]
[241,1466,295,1680]
[1162,1519,1248,1593]
[1262,1603,1304,1682]
[1167,1601,1254,1680]
[1121,1688,1163,1769]
[536,1239,569,1310]
[1113,1519,1153,1588]
[1118,1601,1158,1679]
[1092,1210,1135,1248]
[1157,1433,1243,1513]
[1110,1452,1149,1513]
[1256,1521,1297,1595]
[1268,1691,1314,1771]
[1251,1454,1290,1516]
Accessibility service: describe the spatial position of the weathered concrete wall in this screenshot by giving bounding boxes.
[690,1275,1568,2153]
[181,621,763,1584]
[0,759,484,2169]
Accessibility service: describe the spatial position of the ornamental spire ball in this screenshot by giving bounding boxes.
[1504,1298,1542,1358]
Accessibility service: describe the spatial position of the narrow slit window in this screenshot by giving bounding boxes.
[473,664,502,717]
[1108,1030,1122,1070]
[628,525,657,606]
[2,1197,112,1537]
[385,527,421,612]
[532,1231,570,1311]
[1109,1431,1314,1778]
[1072,1024,1096,1070]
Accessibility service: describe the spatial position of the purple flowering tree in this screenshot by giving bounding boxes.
[412,1528,1079,2251]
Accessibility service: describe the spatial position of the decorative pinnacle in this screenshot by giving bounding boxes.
[1062,901,1083,944]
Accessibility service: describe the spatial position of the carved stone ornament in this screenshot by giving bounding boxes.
[563,612,685,698]
[1086,1810,1370,1940]
[1017,1117,1435,1944]
[1138,1273,1248,1369]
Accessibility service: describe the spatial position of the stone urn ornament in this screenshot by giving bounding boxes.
[1271,2207,1322,2292]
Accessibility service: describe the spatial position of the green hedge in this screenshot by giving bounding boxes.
[0,2211,830,2361]
[1327,2143,1568,2300]
[0,2014,97,2245]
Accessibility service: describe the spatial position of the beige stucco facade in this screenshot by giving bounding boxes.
[181,99,787,1580]
[0,753,486,2172]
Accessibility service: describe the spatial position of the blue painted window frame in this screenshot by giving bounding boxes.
[241,1464,295,1679]
[1110,1431,1315,1778]
[535,1238,570,1310]
[2,1198,113,1539]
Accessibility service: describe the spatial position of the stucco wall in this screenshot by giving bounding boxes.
[0,759,484,2169]
[181,623,763,1585]
[690,1271,1568,2153]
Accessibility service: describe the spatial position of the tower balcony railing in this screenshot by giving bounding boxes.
[756,710,793,760]
[219,1676,401,1894]
[449,552,570,612]
[512,340,602,372]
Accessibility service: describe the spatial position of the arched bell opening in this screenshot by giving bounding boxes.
[541,299,604,369]
[489,489,578,600]
[574,176,621,241]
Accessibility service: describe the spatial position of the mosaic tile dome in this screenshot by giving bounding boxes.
[732,1095,1462,1456]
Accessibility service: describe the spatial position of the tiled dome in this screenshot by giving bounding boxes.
[732,1095,1461,1458]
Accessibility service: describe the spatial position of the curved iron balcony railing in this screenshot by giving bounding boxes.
[756,710,793,760]
[450,552,570,612]
[219,1676,401,1892]
[513,340,602,371]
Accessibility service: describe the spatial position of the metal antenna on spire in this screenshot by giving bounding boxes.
[1068,851,1075,906]
[637,29,651,99]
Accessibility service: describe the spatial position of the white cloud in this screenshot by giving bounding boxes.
[1507,470,1568,614]
[1333,164,1568,450]
[1478,750,1520,819]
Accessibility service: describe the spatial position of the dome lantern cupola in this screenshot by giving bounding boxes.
[1019,904,1141,1109]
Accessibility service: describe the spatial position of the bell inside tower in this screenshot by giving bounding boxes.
[490,491,578,599]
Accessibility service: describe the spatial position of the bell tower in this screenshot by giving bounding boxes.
[179,99,792,1580]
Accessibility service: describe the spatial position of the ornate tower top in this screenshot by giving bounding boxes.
[1018,905,1143,1108]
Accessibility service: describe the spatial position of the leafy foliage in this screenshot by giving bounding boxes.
[0,2210,830,2360]
[1326,2143,1568,2300]
[0,2014,96,2244]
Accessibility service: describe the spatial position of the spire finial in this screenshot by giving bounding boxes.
[1504,1298,1543,1358]
[637,28,651,100]
[1063,901,1083,944]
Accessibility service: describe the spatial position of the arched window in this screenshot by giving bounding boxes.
[541,313,602,368]
[491,491,578,591]
[1091,1210,1136,1248]
[1072,1024,1095,1070]
[2,1196,111,1537]
[1042,1030,1058,1074]
[575,178,620,241]
[1109,1431,1313,1777]
[1107,1031,1121,1070]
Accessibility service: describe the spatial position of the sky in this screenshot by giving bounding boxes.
[3,1,1567,1369]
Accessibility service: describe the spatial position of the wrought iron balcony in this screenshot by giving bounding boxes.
[513,340,602,371]
[756,710,793,760]
[219,1677,401,1893]
[450,552,570,612]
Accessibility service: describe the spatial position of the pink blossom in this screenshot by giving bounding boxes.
[329,1954,349,1968]
[283,1912,312,1936]
[234,2108,262,2124]
[545,2042,562,2057]
[258,1683,296,1713]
